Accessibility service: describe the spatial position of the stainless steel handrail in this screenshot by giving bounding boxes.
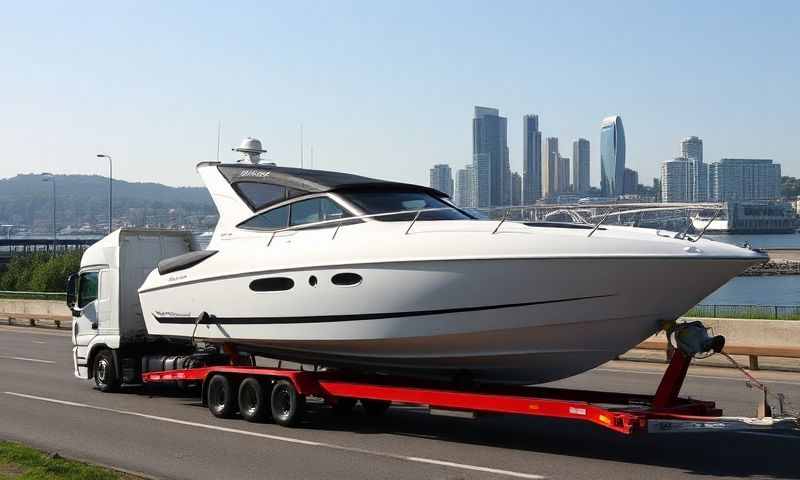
[587,207,614,238]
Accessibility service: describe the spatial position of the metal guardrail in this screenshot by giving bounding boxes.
[687,304,800,320]
[0,290,65,297]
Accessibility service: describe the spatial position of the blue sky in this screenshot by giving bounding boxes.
[1,1,797,188]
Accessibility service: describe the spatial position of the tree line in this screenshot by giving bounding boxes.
[0,251,81,292]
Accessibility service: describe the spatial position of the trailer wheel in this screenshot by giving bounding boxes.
[207,374,237,418]
[238,377,271,423]
[361,399,391,416]
[93,349,120,393]
[270,379,305,427]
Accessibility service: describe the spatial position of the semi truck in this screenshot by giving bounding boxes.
[67,228,797,433]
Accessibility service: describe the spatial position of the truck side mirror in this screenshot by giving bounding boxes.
[66,273,77,309]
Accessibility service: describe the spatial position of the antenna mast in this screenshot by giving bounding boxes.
[300,124,304,168]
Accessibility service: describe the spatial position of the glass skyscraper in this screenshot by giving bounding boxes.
[600,115,625,197]
[472,106,509,208]
[522,115,542,204]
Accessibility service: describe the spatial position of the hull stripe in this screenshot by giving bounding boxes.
[152,293,614,325]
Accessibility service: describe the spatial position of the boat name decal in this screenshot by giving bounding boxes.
[154,310,192,318]
[238,169,271,178]
[168,274,188,282]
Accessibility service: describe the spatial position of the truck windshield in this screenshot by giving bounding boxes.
[339,191,473,221]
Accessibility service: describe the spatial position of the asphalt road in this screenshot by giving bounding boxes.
[1,325,799,480]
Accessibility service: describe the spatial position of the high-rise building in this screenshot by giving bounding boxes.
[681,136,707,201]
[543,137,559,198]
[472,106,509,208]
[429,164,453,197]
[681,136,703,163]
[623,168,639,194]
[522,115,542,204]
[709,159,781,202]
[572,138,590,194]
[511,172,522,206]
[454,165,475,208]
[556,155,570,193]
[600,115,625,197]
[661,158,692,202]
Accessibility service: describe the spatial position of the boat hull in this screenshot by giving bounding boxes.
[140,256,754,384]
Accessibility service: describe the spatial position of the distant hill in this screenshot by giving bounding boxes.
[0,174,215,231]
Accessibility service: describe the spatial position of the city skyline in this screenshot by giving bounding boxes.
[1,2,797,189]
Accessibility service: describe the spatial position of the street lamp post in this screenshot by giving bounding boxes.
[41,174,56,251]
[97,154,113,233]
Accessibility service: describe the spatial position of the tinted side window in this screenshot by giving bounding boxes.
[239,205,290,231]
[290,198,350,226]
[234,182,287,210]
[78,271,98,308]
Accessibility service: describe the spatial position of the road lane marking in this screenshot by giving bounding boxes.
[32,341,48,344]
[0,356,55,364]
[3,392,545,479]
[596,367,800,386]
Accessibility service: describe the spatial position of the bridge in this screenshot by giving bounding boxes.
[0,238,99,266]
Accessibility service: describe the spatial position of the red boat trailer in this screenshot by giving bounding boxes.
[142,350,797,435]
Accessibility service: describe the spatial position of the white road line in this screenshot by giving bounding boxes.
[596,367,800,386]
[0,356,55,364]
[3,392,545,480]
[32,341,48,344]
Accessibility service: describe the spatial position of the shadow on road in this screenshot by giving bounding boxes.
[301,404,800,479]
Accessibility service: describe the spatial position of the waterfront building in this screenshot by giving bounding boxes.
[661,157,692,202]
[543,137,559,198]
[473,106,509,208]
[623,168,639,195]
[522,115,542,204]
[709,158,781,202]
[681,136,703,163]
[681,136,707,201]
[429,164,453,197]
[511,172,522,206]
[556,155,570,193]
[454,165,475,208]
[600,115,625,197]
[572,138,590,194]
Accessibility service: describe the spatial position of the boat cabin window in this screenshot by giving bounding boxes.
[290,197,351,227]
[239,205,290,231]
[339,191,473,221]
[233,182,287,211]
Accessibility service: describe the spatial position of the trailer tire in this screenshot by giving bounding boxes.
[361,399,391,416]
[93,349,120,393]
[207,374,237,419]
[238,377,271,423]
[270,379,305,427]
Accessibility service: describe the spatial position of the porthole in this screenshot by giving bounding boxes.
[250,277,294,292]
[309,275,318,287]
[331,273,362,287]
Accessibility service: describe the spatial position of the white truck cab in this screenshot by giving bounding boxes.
[67,229,194,390]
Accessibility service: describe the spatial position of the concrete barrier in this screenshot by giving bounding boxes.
[0,299,72,329]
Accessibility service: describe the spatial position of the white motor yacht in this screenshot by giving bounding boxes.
[138,160,766,384]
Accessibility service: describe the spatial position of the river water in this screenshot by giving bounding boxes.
[701,233,800,306]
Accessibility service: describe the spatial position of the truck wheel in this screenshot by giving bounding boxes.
[361,399,391,416]
[93,350,120,393]
[331,397,357,415]
[270,379,305,427]
[238,377,271,423]
[207,374,236,418]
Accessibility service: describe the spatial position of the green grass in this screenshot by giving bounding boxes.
[0,442,141,480]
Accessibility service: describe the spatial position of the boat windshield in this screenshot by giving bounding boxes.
[339,191,473,221]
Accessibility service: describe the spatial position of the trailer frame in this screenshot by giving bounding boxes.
[141,350,798,435]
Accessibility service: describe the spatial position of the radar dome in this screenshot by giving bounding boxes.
[233,136,268,164]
